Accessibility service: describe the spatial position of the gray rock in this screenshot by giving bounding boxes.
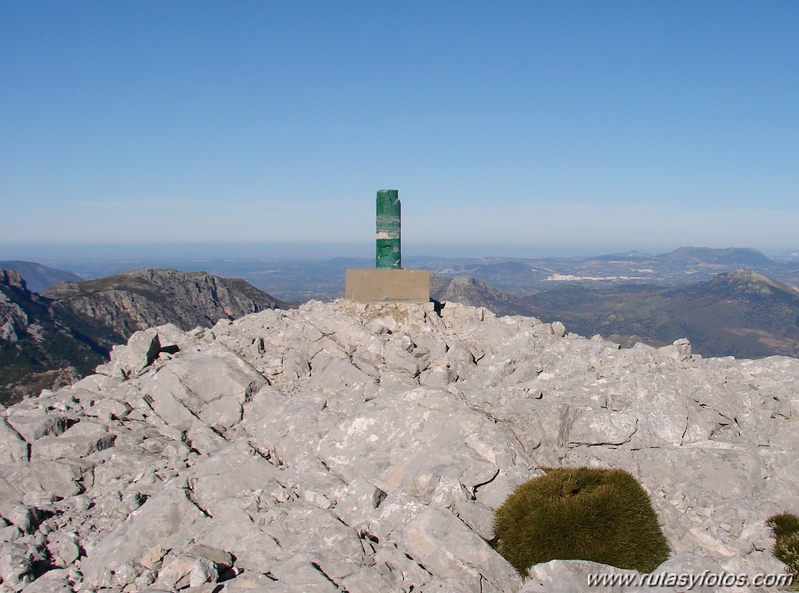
[187,440,281,516]
[157,346,266,410]
[0,421,29,464]
[3,299,799,592]
[185,420,227,456]
[332,478,387,530]
[0,461,84,500]
[45,532,80,567]
[188,557,218,587]
[219,571,284,591]
[397,505,522,593]
[31,432,115,462]
[19,569,73,593]
[156,555,195,589]
[248,390,328,464]
[81,485,210,589]
[184,544,233,570]
[340,566,400,593]
[86,398,131,422]
[420,573,484,593]
[0,502,37,535]
[367,490,426,541]
[567,409,638,446]
[111,328,161,378]
[0,542,33,591]
[453,497,496,541]
[199,518,284,575]
[268,553,341,592]
[316,386,526,502]
[6,415,72,444]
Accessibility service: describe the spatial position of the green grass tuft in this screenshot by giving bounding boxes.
[493,467,670,575]
[768,513,799,591]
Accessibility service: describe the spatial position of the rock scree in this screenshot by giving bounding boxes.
[0,299,796,592]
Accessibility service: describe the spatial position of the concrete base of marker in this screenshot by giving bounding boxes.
[345,269,430,303]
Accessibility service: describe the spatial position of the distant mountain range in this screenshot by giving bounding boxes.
[128,246,798,302]
[433,267,799,359]
[26,246,798,302]
[0,267,291,404]
[418,246,799,298]
[5,246,799,401]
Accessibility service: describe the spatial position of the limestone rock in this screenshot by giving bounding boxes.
[18,569,73,593]
[0,421,29,464]
[397,505,522,592]
[0,502,37,534]
[111,328,162,378]
[6,415,72,445]
[0,299,798,592]
[81,485,210,589]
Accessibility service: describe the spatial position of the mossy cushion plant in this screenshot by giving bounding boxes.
[493,467,670,575]
[767,513,799,590]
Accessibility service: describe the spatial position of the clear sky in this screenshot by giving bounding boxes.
[1,1,797,257]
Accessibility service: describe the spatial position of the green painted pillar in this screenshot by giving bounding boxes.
[376,189,401,269]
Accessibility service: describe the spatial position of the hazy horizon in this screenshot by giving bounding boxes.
[1,242,798,271]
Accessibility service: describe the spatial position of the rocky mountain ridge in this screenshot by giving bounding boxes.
[43,269,292,345]
[430,275,534,318]
[0,270,106,404]
[0,270,29,343]
[0,269,291,404]
[0,299,796,592]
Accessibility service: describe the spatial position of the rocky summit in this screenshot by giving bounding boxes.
[0,299,797,592]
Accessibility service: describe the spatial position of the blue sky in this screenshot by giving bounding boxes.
[1,1,797,257]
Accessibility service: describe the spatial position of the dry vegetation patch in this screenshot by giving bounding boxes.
[493,467,670,575]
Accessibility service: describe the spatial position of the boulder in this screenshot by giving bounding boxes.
[110,328,162,378]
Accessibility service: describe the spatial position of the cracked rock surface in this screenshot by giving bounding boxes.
[0,300,797,592]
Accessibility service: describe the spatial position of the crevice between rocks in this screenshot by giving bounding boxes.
[310,561,349,592]
[471,468,500,498]
[184,482,213,518]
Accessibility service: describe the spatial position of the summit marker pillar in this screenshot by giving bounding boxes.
[344,189,429,303]
[376,189,401,269]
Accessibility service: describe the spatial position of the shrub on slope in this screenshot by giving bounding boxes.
[494,467,670,575]
[768,513,799,590]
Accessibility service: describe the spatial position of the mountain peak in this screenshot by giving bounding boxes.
[727,267,771,283]
[0,268,28,292]
[660,247,772,266]
[430,274,534,317]
[720,267,799,296]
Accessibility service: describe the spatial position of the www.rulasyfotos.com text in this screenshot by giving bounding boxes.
[588,570,794,589]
